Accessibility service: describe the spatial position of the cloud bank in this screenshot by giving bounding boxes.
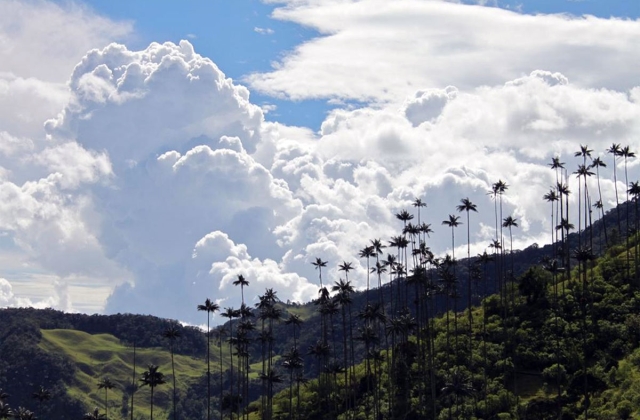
[0,0,639,325]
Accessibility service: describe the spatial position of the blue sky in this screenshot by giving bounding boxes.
[75,0,639,130]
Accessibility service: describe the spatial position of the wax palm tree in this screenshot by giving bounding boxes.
[370,238,386,308]
[622,146,636,274]
[442,214,462,346]
[197,298,220,420]
[11,407,36,420]
[128,340,138,420]
[221,306,240,417]
[440,369,475,419]
[396,209,415,303]
[0,401,12,420]
[413,197,426,226]
[282,348,304,420]
[97,377,115,420]
[607,143,622,232]
[139,364,166,420]
[233,274,250,306]
[574,144,593,164]
[574,164,595,249]
[162,324,181,420]
[215,326,227,420]
[31,386,51,415]
[557,182,572,276]
[259,369,283,420]
[83,407,107,420]
[284,313,303,349]
[456,198,478,335]
[359,245,375,305]
[543,189,558,254]
[628,180,640,282]
[312,257,328,288]
[332,280,354,412]
[502,216,519,283]
[590,157,608,246]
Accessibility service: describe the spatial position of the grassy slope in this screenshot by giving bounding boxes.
[39,329,229,417]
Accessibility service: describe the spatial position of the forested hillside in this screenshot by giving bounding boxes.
[3,145,640,419]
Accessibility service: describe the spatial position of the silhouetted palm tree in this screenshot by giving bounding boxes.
[440,369,475,419]
[11,407,36,420]
[544,189,559,256]
[233,274,250,307]
[0,401,12,420]
[139,364,166,420]
[221,306,240,418]
[607,143,622,232]
[590,157,608,246]
[312,257,328,289]
[97,377,115,420]
[282,348,304,420]
[128,340,138,420]
[197,298,220,420]
[31,386,51,416]
[359,245,375,305]
[456,198,478,340]
[162,324,181,420]
[83,407,107,420]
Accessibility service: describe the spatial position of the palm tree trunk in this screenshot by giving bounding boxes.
[131,340,136,420]
[171,342,177,420]
[209,316,213,420]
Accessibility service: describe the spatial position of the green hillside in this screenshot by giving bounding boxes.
[38,329,221,419]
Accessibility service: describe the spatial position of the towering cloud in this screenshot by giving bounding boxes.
[0,0,638,324]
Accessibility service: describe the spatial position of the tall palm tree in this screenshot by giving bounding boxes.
[162,324,181,420]
[442,214,462,346]
[359,245,375,305]
[622,146,636,272]
[607,143,622,232]
[31,386,51,415]
[370,238,386,308]
[502,216,519,285]
[413,197,427,227]
[284,313,303,349]
[574,165,595,249]
[590,157,608,246]
[97,377,115,420]
[221,307,240,418]
[139,364,166,420]
[628,181,640,283]
[215,326,227,420]
[233,274,250,306]
[11,407,36,420]
[83,407,107,420]
[128,340,138,420]
[396,209,415,305]
[197,298,220,420]
[557,182,572,276]
[332,279,354,412]
[456,198,478,333]
[0,401,12,420]
[503,214,519,403]
[543,189,558,253]
[311,258,328,288]
[282,348,304,420]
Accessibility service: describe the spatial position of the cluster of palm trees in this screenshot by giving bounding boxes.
[0,387,50,420]
[5,142,638,420]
